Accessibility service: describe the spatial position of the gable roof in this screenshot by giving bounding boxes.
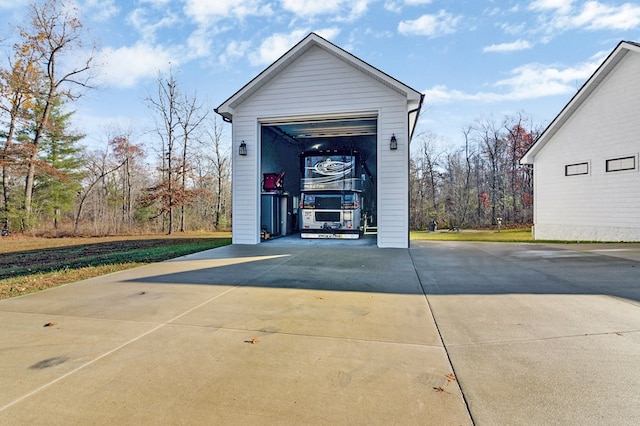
[520,40,640,164]
[215,33,424,138]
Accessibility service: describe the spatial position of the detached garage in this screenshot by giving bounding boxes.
[521,40,640,242]
[215,33,423,248]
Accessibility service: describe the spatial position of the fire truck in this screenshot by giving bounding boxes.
[299,149,371,239]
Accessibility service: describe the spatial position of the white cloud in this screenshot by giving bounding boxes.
[315,27,342,41]
[493,61,594,99]
[248,28,340,66]
[249,30,310,66]
[347,0,370,20]
[97,43,177,88]
[529,0,574,13]
[569,1,640,30]
[280,0,371,22]
[0,0,28,10]
[218,40,251,67]
[384,1,402,13]
[138,0,171,6]
[183,0,273,25]
[499,21,527,36]
[398,10,461,37]
[127,7,178,42]
[483,39,533,53]
[422,85,486,104]
[82,0,119,21]
[424,55,603,104]
[385,0,433,12]
[281,0,343,16]
[531,1,640,32]
[186,28,213,59]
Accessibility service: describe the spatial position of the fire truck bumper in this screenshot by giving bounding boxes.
[300,232,360,239]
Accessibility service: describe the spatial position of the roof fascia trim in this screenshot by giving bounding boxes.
[521,41,637,164]
[215,33,423,119]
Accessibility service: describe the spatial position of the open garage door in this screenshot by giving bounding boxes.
[259,116,377,241]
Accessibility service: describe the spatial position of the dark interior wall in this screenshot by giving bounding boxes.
[260,127,301,195]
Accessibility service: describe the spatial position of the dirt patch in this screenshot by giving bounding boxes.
[0,235,231,299]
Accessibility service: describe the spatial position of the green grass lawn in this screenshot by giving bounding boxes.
[411,228,533,242]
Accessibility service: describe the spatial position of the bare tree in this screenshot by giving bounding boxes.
[207,116,230,230]
[476,118,506,225]
[410,113,539,230]
[73,145,124,234]
[109,132,145,230]
[504,113,538,223]
[176,91,207,232]
[145,69,180,234]
[145,68,208,234]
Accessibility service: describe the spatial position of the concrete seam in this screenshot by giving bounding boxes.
[446,328,640,348]
[165,322,445,347]
[0,285,241,413]
[408,248,476,426]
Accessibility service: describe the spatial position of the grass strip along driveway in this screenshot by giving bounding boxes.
[0,233,231,300]
[410,228,533,242]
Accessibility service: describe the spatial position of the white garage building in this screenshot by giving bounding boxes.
[216,33,424,248]
[521,41,640,242]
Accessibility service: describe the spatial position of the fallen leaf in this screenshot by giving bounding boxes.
[43,322,57,327]
[433,386,449,394]
[445,373,456,382]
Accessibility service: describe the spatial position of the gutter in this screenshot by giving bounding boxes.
[213,107,233,123]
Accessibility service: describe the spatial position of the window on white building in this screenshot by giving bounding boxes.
[565,162,589,176]
[606,156,636,172]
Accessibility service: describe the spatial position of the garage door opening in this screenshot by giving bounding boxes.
[260,117,377,241]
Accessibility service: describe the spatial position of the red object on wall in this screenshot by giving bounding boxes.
[263,172,285,192]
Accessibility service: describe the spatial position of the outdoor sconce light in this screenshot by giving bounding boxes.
[390,134,398,150]
[239,141,247,156]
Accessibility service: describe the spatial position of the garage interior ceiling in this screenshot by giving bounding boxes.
[269,118,377,139]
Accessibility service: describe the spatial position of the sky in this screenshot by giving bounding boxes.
[1,0,640,151]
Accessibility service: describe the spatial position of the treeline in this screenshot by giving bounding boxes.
[0,0,231,236]
[2,1,538,237]
[410,114,539,231]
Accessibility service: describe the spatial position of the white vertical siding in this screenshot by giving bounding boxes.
[231,115,260,244]
[376,102,410,248]
[230,45,411,247]
[533,52,640,241]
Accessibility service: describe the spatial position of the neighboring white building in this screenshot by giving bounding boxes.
[521,41,640,242]
[216,33,423,248]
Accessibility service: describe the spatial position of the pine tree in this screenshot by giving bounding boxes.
[33,98,85,230]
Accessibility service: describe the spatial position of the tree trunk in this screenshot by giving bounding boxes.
[1,122,16,227]
[24,86,54,219]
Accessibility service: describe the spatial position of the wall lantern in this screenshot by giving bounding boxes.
[389,134,398,150]
[239,141,248,156]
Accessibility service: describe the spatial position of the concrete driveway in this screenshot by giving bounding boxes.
[0,240,639,425]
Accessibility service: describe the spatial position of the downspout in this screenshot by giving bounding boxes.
[408,93,425,141]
